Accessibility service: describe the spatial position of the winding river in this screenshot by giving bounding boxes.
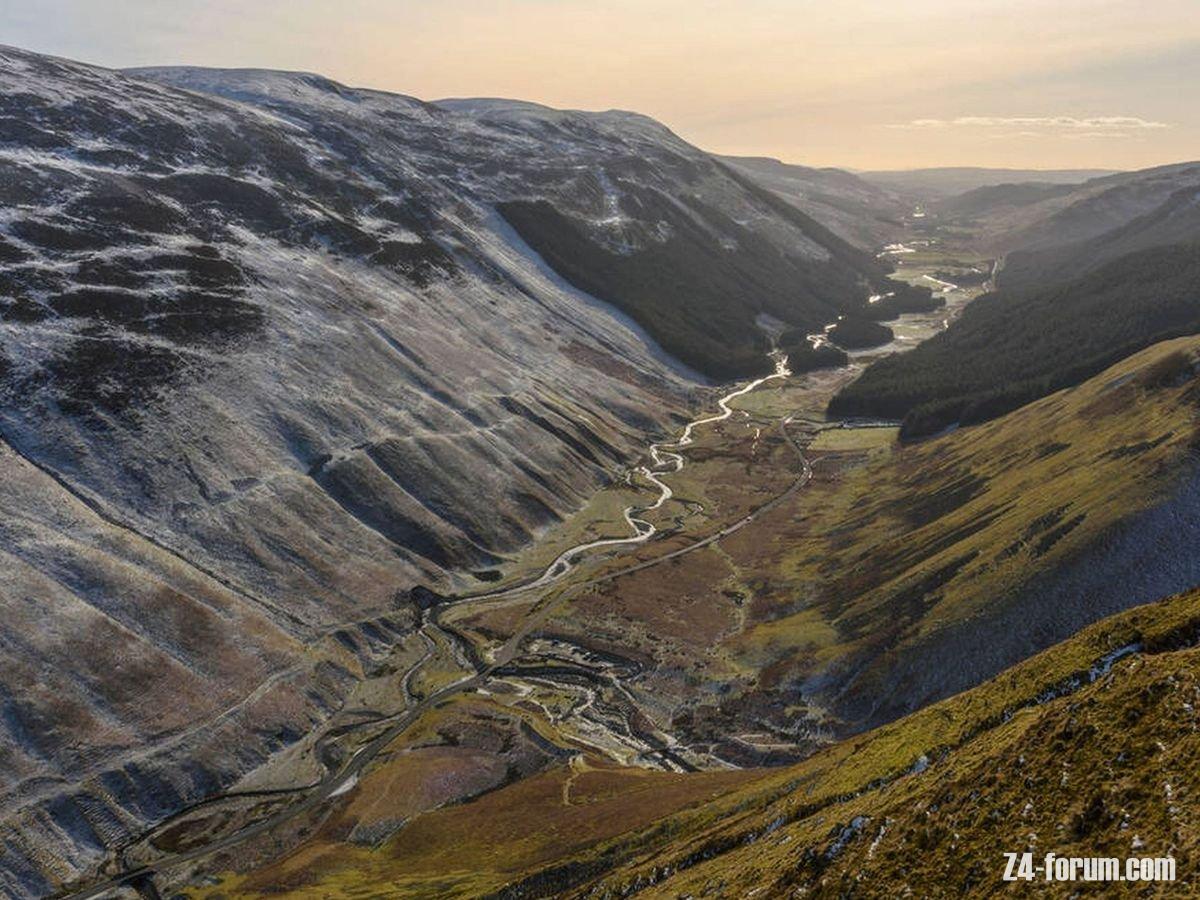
[473,351,792,600]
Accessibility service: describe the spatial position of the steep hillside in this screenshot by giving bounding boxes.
[569,582,1200,898]
[928,162,1200,252]
[722,156,909,249]
[0,43,892,894]
[930,179,1079,220]
[1001,185,1200,290]
[857,167,1116,201]
[188,578,1200,898]
[830,242,1200,436]
[483,154,890,377]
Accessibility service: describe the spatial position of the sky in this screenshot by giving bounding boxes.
[3,0,1199,170]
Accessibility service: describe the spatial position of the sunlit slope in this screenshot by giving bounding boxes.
[186,759,760,899]
[573,582,1200,899]
[740,335,1200,727]
[190,587,1200,898]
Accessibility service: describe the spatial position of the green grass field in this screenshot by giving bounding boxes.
[808,425,899,451]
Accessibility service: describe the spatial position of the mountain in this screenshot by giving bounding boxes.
[830,242,1200,436]
[549,582,1200,898]
[929,162,1200,252]
[0,44,904,894]
[116,81,890,384]
[721,156,910,249]
[184,337,1200,897]
[503,336,1200,744]
[1000,184,1200,290]
[426,98,891,379]
[0,46,682,895]
[856,167,1117,201]
[930,179,1081,220]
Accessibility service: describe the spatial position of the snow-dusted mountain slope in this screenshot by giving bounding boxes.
[3,48,696,622]
[0,45,885,895]
[135,71,886,380]
[0,48,702,894]
[721,155,910,249]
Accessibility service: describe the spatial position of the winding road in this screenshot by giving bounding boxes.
[62,352,812,900]
[469,350,793,602]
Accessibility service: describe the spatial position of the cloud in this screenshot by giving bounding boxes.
[979,130,1049,141]
[890,115,1169,131]
[1063,131,1136,140]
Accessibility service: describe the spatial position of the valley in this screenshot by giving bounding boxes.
[132,330,1200,900]
[0,34,1198,900]
[40,138,1200,896]
[52,252,984,897]
[68,238,1150,897]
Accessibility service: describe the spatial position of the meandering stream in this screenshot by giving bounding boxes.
[473,351,793,599]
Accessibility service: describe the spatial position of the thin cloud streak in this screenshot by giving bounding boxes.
[893,115,1170,130]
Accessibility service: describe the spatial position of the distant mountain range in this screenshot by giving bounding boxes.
[856,165,1121,200]
[1000,182,1200,288]
[928,161,1200,251]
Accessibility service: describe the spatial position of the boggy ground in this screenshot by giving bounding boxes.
[502,336,1200,762]
[180,515,1200,899]
[108,330,1200,900]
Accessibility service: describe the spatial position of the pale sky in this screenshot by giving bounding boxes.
[4,0,1199,170]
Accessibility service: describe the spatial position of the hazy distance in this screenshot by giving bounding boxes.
[4,1,1199,175]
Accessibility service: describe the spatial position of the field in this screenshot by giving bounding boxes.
[808,425,899,451]
[518,335,1200,744]
[160,336,1200,900]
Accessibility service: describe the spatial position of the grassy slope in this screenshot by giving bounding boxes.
[185,339,1200,898]
[735,336,1200,722]
[191,588,1200,899]
[186,752,762,898]
[577,582,1200,898]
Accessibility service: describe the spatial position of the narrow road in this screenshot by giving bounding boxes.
[466,351,793,602]
[62,356,811,900]
[921,273,959,292]
[64,667,483,900]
